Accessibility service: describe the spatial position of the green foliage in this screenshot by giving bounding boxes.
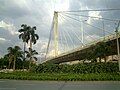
[7,46,24,70]
[83,41,114,62]
[0,56,30,70]
[30,62,119,74]
[18,24,39,44]
[0,71,120,81]
[0,57,9,69]
[0,62,119,81]
[18,24,39,69]
[25,48,38,61]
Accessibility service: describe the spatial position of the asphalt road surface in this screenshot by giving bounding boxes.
[0,80,120,90]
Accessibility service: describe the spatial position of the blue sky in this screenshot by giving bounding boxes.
[0,0,120,62]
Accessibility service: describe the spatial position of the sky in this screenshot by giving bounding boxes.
[0,0,120,62]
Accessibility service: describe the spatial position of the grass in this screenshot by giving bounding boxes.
[0,71,120,81]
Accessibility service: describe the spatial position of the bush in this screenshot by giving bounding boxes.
[30,62,119,74]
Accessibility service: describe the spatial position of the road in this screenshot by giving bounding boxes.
[0,80,120,90]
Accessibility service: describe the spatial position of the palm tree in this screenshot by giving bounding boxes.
[25,48,38,69]
[7,46,23,70]
[18,24,30,61]
[18,24,39,59]
[25,26,39,65]
[29,26,39,50]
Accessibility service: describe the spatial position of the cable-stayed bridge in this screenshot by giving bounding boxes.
[44,9,120,64]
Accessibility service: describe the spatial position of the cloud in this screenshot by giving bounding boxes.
[54,0,70,11]
[87,11,102,24]
[0,37,6,41]
[0,0,31,19]
[0,21,11,27]
[46,49,61,58]
[0,20,18,35]
[85,34,101,43]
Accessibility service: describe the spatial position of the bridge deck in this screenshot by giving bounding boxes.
[44,32,120,64]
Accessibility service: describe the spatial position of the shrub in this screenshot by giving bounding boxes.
[31,62,119,74]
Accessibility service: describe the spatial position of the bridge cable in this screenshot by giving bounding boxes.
[59,15,76,49]
[59,24,64,53]
[59,14,85,46]
[62,13,114,35]
[60,13,111,41]
[60,12,119,22]
[61,12,118,36]
[60,14,99,43]
[61,13,113,35]
[58,16,70,52]
[58,17,67,53]
[58,8,120,13]
[45,18,54,59]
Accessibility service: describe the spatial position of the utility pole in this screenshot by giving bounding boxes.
[115,20,120,71]
[53,11,58,57]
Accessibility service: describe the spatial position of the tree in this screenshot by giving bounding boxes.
[19,25,39,57]
[29,26,39,49]
[18,24,39,69]
[18,24,30,65]
[94,42,112,62]
[7,46,23,70]
[0,57,9,69]
[25,48,38,69]
[86,50,97,63]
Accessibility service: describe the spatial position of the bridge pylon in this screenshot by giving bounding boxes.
[53,11,58,57]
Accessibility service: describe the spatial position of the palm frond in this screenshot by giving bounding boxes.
[33,57,37,61]
[32,26,36,30]
[35,34,39,40]
[18,33,23,39]
[7,47,13,52]
[18,29,25,32]
[25,51,29,54]
[14,46,21,50]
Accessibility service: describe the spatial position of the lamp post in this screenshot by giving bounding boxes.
[115,20,120,71]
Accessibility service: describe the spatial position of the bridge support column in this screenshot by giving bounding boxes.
[53,11,58,57]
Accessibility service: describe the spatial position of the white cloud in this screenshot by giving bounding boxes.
[0,20,18,35]
[54,0,69,11]
[87,11,102,24]
[47,49,61,58]
[0,21,11,28]
[0,38,6,41]
[85,34,101,42]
